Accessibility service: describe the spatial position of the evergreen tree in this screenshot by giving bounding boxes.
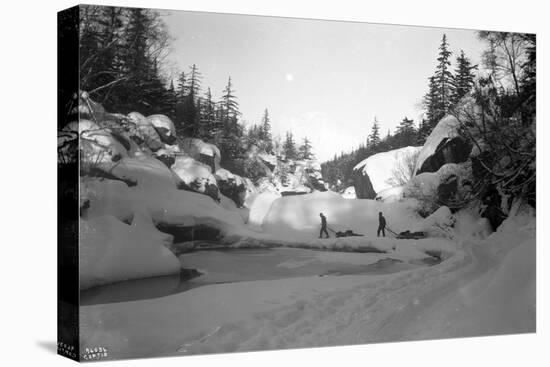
[187,64,202,98]
[452,50,477,104]
[435,34,455,112]
[298,136,314,160]
[368,117,381,148]
[176,71,188,100]
[259,108,274,153]
[425,34,455,131]
[417,118,431,145]
[221,76,239,121]
[394,116,417,147]
[283,131,297,160]
[165,79,177,120]
[178,64,203,137]
[201,87,219,140]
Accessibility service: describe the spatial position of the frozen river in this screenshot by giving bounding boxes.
[81,246,431,306]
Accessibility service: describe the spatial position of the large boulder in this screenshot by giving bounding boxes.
[215,168,250,208]
[180,138,221,172]
[147,114,177,145]
[171,156,220,202]
[415,115,472,175]
[109,156,183,189]
[75,126,128,165]
[353,146,422,199]
[404,163,473,216]
[127,112,164,152]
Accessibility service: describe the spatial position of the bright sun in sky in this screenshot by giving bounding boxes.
[285,73,294,82]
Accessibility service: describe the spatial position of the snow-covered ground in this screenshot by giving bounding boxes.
[79,202,535,359]
[70,112,535,359]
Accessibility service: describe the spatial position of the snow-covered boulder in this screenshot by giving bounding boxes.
[172,156,219,201]
[180,138,221,173]
[147,114,177,145]
[215,168,252,207]
[256,177,281,195]
[63,119,100,133]
[127,112,164,152]
[415,115,472,175]
[109,156,182,188]
[80,128,128,165]
[412,206,455,237]
[353,146,422,199]
[258,152,278,171]
[405,163,473,215]
[80,213,181,289]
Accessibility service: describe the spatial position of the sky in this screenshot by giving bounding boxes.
[161,10,486,162]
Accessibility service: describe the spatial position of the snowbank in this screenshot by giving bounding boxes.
[375,186,404,203]
[262,191,422,241]
[246,192,281,228]
[83,177,244,233]
[80,212,181,290]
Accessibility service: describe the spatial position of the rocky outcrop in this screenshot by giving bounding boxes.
[353,146,422,199]
[171,156,220,202]
[353,170,377,199]
[127,112,164,152]
[180,137,221,172]
[147,114,177,145]
[215,168,250,208]
[415,115,472,175]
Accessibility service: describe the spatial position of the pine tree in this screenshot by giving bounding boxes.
[259,108,273,153]
[452,50,477,104]
[283,131,297,160]
[368,117,381,148]
[165,79,177,120]
[417,118,431,145]
[298,136,314,160]
[201,87,219,140]
[176,71,187,100]
[435,34,455,113]
[425,34,456,131]
[221,76,239,121]
[394,116,417,147]
[187,64,202,100]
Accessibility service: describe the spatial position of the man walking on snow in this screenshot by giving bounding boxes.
[377,211,387,237]
[319,213,329,239]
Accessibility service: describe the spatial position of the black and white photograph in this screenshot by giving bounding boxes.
[56,3,536,363]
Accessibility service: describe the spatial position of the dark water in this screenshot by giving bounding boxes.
[80,247,434,306]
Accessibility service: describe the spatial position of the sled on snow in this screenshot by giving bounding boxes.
[327,226,365,238]
[334,229,365,238]
[386,227,426,240]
